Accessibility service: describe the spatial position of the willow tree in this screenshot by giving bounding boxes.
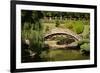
[21,10,45,62]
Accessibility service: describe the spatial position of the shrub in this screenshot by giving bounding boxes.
[55,19,60,27]
[78,39,90,45]
[81,25,90,39]
[73,21,84,34]
[45,26,50,32]
[67,24,73,29]
[65,20,84,34]
[80,43,90,51]
[65,20,73,30]
[29,31,44,52]
[57,38,75,45]
[80,43,90,56]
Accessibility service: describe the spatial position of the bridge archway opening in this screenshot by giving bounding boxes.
[44,33,79,46]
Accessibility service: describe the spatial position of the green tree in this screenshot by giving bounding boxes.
[21,10,45,62]
[21,10,43,30]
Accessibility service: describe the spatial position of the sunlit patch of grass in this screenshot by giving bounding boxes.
[64,20,84,34]
[73,20,84,34]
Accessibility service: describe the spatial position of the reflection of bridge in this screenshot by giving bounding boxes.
[44,28,81,41]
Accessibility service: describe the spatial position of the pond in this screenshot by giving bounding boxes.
[22,35,90,63]
[22,40,90,63]
[40,48,90,62]
[22,49,90,63]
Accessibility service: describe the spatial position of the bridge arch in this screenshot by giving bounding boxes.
[44,32,79,41]
[44,28,81,41]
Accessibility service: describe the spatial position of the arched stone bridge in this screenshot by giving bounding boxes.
[44,28,81,41]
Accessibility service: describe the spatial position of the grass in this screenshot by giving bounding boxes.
[42,23,56,33]
[43,20,89,34]
[64,20,84,34]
